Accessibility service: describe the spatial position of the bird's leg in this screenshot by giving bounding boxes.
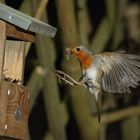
[74,76,88,86]
[52,69,84,87]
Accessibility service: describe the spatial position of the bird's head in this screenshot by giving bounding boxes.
[66,45,93,69]
[66,45,93,57]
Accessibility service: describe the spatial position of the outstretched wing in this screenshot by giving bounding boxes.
[95,52,140,93]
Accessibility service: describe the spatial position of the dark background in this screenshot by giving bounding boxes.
[4,0,140,140]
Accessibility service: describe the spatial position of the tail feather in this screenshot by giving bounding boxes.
[89,86,103,122]
[94,89,103,122]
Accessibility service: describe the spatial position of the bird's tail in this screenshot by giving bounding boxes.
[94,89,103,122]
[89,86,103,122]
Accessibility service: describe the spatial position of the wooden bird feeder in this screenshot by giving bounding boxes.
[0,3,57,140]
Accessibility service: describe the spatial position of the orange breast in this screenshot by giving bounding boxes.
[76,51,93,69]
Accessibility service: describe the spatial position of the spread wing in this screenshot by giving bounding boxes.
[94,52,140,93]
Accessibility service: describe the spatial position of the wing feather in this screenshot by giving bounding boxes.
[95,52,140,93]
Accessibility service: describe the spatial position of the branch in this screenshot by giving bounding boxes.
[20,0,50,56]
[77,0,91,46]
[27,66,46,112]
[35,0,49,20]
[90,18,110,53]
[51,69,84,87]
[101,106,140,125]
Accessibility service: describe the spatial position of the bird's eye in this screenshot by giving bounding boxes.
[76,47,80,52]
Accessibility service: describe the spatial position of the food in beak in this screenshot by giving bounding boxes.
[66,48,71,60]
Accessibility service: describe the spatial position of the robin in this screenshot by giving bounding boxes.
[66,45,140,122]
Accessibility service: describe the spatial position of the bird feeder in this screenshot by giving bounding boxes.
[0,3,57,140]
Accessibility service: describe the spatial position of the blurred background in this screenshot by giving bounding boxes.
[1,0,140,140]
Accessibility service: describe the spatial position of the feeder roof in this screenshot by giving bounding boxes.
[0,3,57,38]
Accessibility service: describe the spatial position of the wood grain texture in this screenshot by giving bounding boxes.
[6,23,35,43]
[0,81,8,135]
[0,81,30,139]
[0,20,6,81]
[4,41,26,83]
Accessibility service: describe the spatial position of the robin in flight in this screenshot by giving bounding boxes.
[66,45,140,122]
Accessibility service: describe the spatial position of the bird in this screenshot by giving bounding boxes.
[66,45,140,122]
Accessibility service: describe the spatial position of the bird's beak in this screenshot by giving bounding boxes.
[66,48,72,60]
[66,48,72,55]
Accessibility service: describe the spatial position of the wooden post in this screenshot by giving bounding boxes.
[0,20,6,82]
